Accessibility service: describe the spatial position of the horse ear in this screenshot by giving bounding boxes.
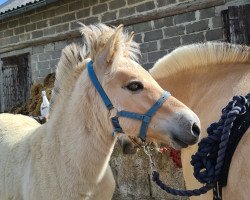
[103,24,124,64]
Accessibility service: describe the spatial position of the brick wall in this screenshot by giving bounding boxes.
[129,7,224,70]
[0,0,249,82]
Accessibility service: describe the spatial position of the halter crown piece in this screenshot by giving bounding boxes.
[87,60,171,141]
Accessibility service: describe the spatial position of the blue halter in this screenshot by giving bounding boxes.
[87,60,171,141]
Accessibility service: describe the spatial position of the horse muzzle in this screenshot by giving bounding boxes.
[161,108,201,149]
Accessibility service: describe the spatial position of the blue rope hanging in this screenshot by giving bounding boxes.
[150,94,249,197]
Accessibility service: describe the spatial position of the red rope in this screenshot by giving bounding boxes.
[159,146,182,168]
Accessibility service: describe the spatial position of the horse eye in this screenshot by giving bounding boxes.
[126,81,144,92]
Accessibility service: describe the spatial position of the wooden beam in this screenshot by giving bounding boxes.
[0,0,225,54]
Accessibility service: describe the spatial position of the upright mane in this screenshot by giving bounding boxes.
[50,23,141,114]
[79,23,140,62]
[150,42,250,79]
[49,43,86,113]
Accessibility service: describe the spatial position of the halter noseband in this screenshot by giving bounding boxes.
[87,60,171,141]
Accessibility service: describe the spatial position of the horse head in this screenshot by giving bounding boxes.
[55,24,201,149]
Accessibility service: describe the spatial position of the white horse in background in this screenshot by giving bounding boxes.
[0,24,200,200]
[150,42,250,200]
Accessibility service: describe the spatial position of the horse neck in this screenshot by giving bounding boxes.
[160,63,250,137]
[46,73,116,183]
[158,62,250,198]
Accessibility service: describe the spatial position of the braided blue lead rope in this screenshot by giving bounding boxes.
[151,95,248,197]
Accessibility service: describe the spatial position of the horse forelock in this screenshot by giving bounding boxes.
[79,23,140,62]
[150,42,250,79]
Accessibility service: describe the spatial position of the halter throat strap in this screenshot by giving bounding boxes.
[87,60,171,141]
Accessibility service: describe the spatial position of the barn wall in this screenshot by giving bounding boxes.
[0,0,249,199]
[0,0,248,83]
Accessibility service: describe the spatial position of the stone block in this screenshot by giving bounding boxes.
[70,22,80,30]
[109,0,126,10]
[148,50,167,62]
[38,52,51,61]
[69,1,82,12]
[136,1,155,13]
[144,29,163,42]
[61,13,76,23]
[55,23,69,33]
[3,29,13,37]
[50,59,60,71]
[119,7,135,18]
[55,41,67,50]
[140,41,158,53]
[141,53,147,63]
[143,62,154,70]
[30,13,43,23]
[85,17,99,25]
[92,3,108,15]
[25,24,36,32]
[50,16,62,26]
[51,50,62,59]
[0,37,9,46]
[133,21,152,33]
[0,22,8,31]
[37,20,48,29]
[37,61,50,70]
[164,25,185,38]
[9,35,19,43]
[39,68,51,77]
[19,17,30,26]
[76,8,90,19]
[174,12,195,24]
[200,7,215,19]
[33,45,44,54]
[44,43,55,52]
[212,17,222,28]
[205,28,223,41]
[154,16,173,29]
[186,19,209,34]
[44,27,56,36]
[31,54,38,63]
[156,0,176,7]
[55,5,68,15]
[182,32,205,45]
[43,10,56,19]
[8,20,18,28]
[83,0,98,7]
[32,30,43,39]
[102,11,117,22]
[127,0,138,5]
[134,33,142,43]
[19,33,30,41]
[160,36,181,50]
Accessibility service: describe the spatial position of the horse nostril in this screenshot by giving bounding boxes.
[192,123,200,137]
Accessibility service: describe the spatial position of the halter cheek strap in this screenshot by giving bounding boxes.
[117,91,170,141]
[87,60,171,141]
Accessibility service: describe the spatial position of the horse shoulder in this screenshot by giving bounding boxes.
[223,128,250,200]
